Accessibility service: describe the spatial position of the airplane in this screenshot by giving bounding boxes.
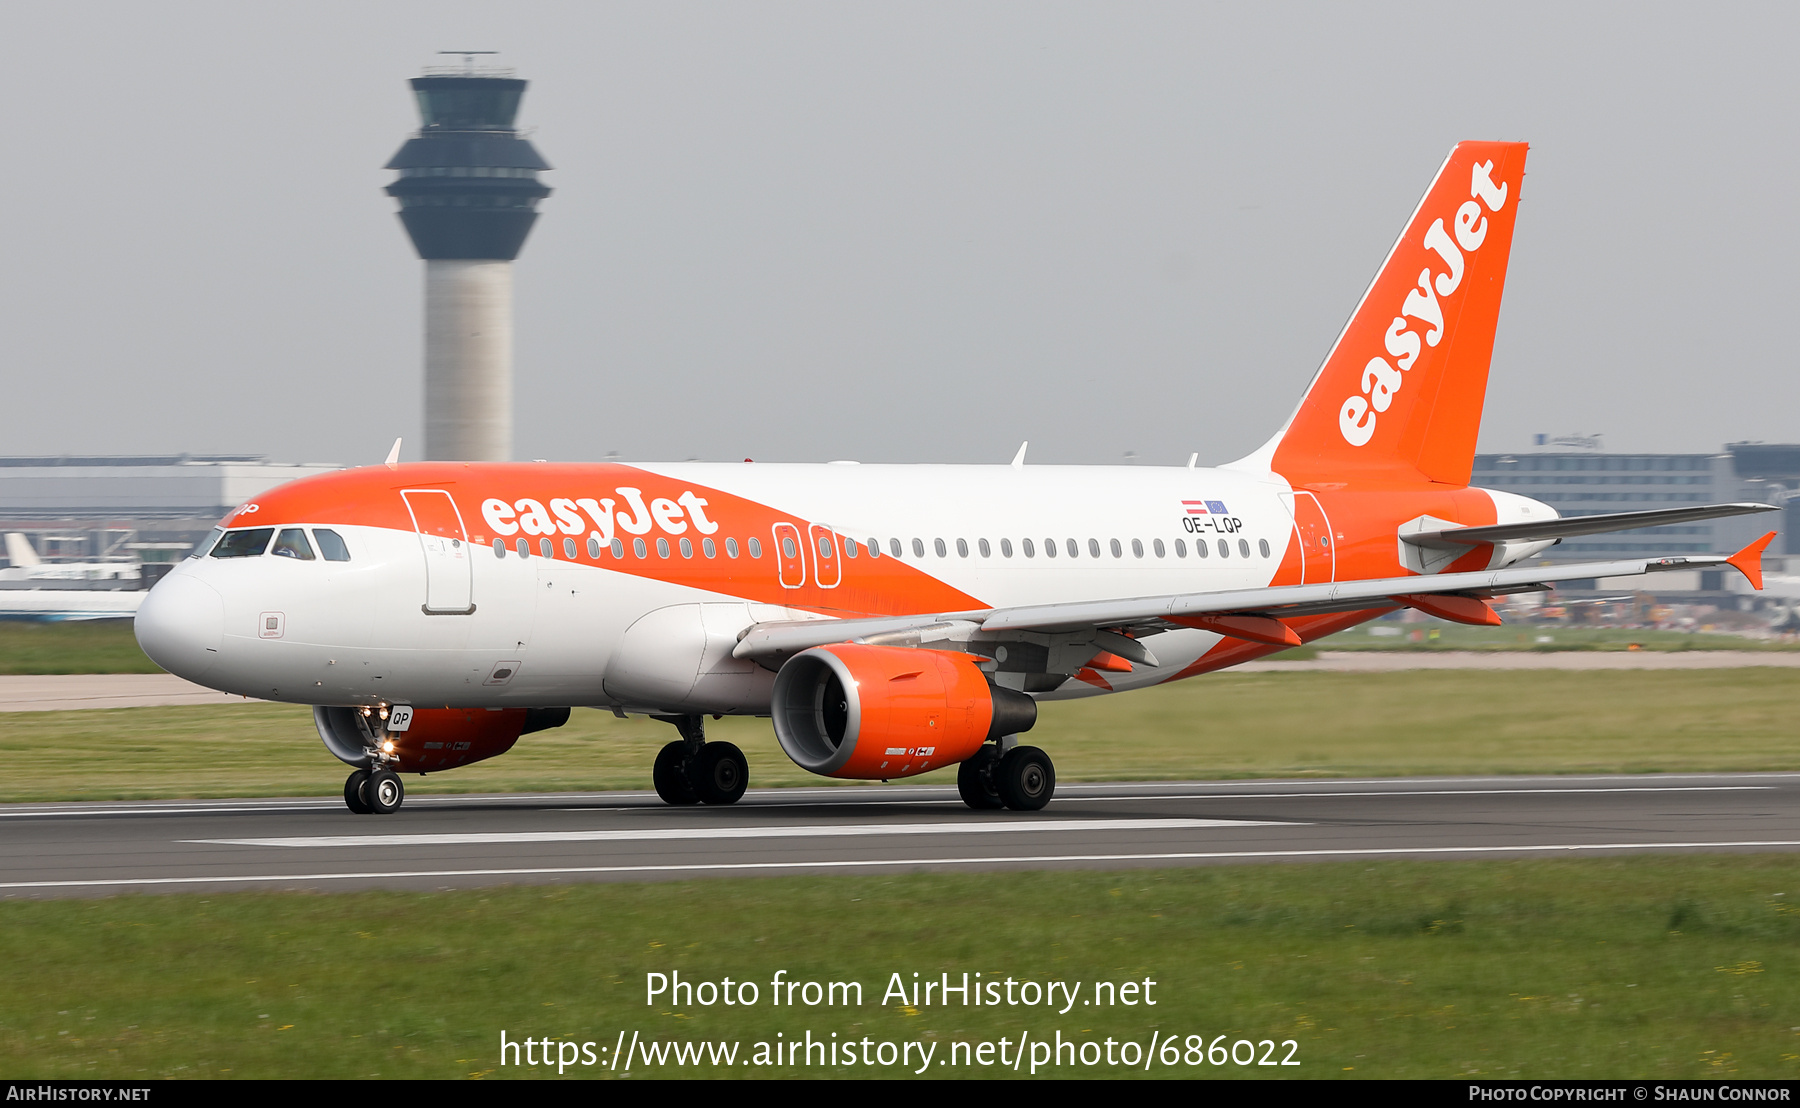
[3,533,141,584]
[133,141,1777,816]
[0,533,148,621]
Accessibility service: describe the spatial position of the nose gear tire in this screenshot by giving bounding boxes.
[995,745,1055,811]
[343,769,373,814]
[367,769,404,814]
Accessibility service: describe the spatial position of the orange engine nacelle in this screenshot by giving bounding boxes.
[314,705,570,773]
[771,644,1038,779]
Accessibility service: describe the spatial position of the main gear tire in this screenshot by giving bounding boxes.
[957,747,1005,810]
[692,742,748,806]
[995,746,1055,811]
[653,740,700,805]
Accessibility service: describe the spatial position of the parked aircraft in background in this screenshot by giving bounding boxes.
[2,533,140,584]
[134,142,1775,815]
[0,533,147,621]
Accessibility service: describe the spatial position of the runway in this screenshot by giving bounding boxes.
[4,772,1798,898]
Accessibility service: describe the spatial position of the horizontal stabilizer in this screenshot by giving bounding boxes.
[1727,532,1776,591]
[1409,503,1777,549]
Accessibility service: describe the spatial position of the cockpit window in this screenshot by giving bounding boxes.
[271,528,315,560]
[312,529,351,562]
[211,528,274,558]
[191,528,223,559]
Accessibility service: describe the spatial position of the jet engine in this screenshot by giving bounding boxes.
[314,705,570,773]
[771,644,1037,779]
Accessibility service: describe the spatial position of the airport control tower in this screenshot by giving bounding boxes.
[385,58,552,461]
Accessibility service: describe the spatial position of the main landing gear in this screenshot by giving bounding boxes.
[958,741,1056,812]
[652,715,748,806]
[343,767,405,815]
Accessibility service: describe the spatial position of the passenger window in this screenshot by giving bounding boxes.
[564,537,577,559]
[1109,539,1122,558]
[1001,538,1013,558]
[634,538,648,558]
[1259,539,1271,558]
[978,538,990,557]
[1069,539,1081,558]
[703,537,717,558]
[934,538,947,558]
[541,538,553,559]
[611,539,624,558]
[192,528,223,559]
[1195,539,1207,558]
[726,537,740,558]
[889,538,902,558]
[271,528,315,560]
[495,538,508,559]
[844,539,858,558]
[867,537,881,559]
[1238,539,1251,558]
[1217,539,1229,558]
[1043,538,1056,559]
[1153,539,1164,558]
[1090,539,1103,558]
[748,537,763,558]
[588,536,601,559]
[657,537,671,558]
[1022,538,1034,558]
[211,528,274,558]
[314,528,353,561]
[781,535,797,559]
[912,538,925,558]
[1132,539,1144,558]
[680,537,693,558]
[817,535,831,558]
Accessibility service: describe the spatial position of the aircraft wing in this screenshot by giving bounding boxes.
[733,532,1776,667]
[1406,502,1776,549]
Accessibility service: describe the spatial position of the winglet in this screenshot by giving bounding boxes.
[1727,531,1776,591]
[384,438,402,469]
[1010,442,1028,469]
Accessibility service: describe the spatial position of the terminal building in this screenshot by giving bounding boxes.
[0,455,341,567]
[1471,440,1799,597]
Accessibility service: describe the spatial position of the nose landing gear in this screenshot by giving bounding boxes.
[323,706,408,815]
[652,715,748,806]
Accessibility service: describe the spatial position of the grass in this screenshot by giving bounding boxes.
[0,620,162,674]
[2,858,1797,1079]
[5,668,1800,803]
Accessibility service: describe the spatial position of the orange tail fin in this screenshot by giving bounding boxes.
[1243,142,1529,488]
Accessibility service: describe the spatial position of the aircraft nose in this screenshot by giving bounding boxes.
[135,574,224,682]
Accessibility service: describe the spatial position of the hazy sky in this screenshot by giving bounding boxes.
[2,3,1794,467]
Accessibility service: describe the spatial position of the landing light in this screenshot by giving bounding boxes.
[382,740,396,754]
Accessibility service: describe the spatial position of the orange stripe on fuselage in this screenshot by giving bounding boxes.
[228,462,988,617]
